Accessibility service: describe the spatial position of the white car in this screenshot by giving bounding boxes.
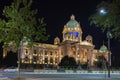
[4,67,18,72]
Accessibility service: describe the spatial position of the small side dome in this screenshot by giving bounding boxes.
[54,37,60,45]
[66,14,80,28]
[100,45,107,51]
[85,35,93,43]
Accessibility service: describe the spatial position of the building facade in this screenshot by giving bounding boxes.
[7,15,108,68]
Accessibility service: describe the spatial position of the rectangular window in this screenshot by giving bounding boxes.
[34,50,36,54]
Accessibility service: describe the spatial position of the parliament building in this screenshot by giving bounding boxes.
[8,15,109,68]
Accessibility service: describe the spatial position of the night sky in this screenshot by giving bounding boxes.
[32,0,120,57]
[0,0,120,66]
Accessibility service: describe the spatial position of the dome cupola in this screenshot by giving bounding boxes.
[85,35,93,43]
[66,15,79,28]
[100,45,107,51]
[62,15,83,42]
[54,37,60,45]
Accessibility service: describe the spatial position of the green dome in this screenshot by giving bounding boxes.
[67,20,79,28]
[66,15,79,28]
[100,45,107,51]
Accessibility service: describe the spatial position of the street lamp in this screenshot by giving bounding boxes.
[100,8,112,78]
[107,28,112,78]
[100,9,108,15]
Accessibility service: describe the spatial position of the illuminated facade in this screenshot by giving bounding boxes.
[15,15,108,68]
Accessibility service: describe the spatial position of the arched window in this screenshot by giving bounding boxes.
[50,58,53,63]
[45,58,48,63]
[74,32,79,37]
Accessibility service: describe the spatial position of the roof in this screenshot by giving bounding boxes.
[80,41,93,46]
[100,45,107,51]
[66,15,79,28]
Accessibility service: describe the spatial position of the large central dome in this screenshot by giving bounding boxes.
[62,15,83,42]
[66,15,79,28]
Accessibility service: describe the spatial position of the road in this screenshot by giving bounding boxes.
[0,70,120,79]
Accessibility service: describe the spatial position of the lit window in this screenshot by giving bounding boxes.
[45,51,47,55]
[33,56,37,63]
[74,32,79,37]
[34,50,36,54]
[45,58,48,63]
[50,58,53,63]
[50,51,52,55]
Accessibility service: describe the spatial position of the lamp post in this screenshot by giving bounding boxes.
[107,28,112,78]
[100,9,112,78]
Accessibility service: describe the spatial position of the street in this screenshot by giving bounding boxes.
[0,70,120,80]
